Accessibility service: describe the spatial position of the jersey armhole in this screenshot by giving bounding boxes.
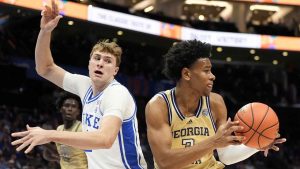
[158,92,172,126]
[206,96,217,132]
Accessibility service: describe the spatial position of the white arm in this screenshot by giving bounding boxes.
[51,115,122,149]
[12,116,122,153]
[217,144,259,165]
[35,1,65,88]
[35,30,66,88]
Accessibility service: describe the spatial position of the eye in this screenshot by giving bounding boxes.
[63,103,70,107]
[94,56,100,60]
[71,104,78,109]
[104,58,112,63]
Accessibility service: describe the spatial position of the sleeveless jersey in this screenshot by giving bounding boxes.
[56,120,88,169]
[157,88,225,169]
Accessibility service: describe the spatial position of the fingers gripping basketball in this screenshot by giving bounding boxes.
[234,102,279,149]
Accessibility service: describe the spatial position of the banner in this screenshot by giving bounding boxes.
[88,6,161,36]
[261,35,300,51]
[181,27,261,48]
[0,0,88,20]
[1,0,300,51]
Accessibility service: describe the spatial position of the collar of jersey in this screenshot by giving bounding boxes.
[84,80,117,104]
[170,88,202,120]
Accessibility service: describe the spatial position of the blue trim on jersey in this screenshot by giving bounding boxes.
[171,89,185,120]
[84,150,92,152]
[123,107,136,122]
[159,92,172,125]
[118,132,130,169]
[133,117,144,169]
[195,97,203,117]
[86,88,103,104]
[82,86,92,107]
[206,96,217,132]
[171,88,202,120]
[118,120,143,169]
[84,80,119,105]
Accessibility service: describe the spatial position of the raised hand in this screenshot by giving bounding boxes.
[11,124,52,154]
[40,0,62,32]
[214,118,245,148]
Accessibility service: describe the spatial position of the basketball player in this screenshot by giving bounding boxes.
[43,92,87,169]
[145,40,286,169]
[11,0,147,168]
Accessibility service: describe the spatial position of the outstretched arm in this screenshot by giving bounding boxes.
[11,116,122,154]
[210,93,286,165]
[11,87,131,154]
[217,131,286,165]
[146,95,244,169]
[35,0,66,88]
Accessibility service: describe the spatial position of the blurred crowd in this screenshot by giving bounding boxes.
[0,105,59,169]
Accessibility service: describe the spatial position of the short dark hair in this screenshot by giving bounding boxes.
[56,92,82,112]
[162,40,212,82]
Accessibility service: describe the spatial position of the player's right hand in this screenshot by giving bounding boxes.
[11,124,52,154]
[40,0,62,32]
[213,118,245,148]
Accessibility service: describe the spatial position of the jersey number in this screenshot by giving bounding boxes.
[182,139,195,147]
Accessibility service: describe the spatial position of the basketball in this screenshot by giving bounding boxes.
[234,102,279,149]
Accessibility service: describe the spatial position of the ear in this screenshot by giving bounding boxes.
[181,68,191,81]
[114,67,119,76]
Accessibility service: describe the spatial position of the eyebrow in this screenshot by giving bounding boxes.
[93,54,112,59]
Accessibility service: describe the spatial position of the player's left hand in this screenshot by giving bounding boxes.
[11,124,52,154]
[260,133,286,157]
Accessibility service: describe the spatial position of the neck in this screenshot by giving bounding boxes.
[175,82,200,114]
[92,78,114,96]
[64,120,75,129]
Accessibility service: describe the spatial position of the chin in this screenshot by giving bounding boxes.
[203,90,211,96]
[92,76,104,82]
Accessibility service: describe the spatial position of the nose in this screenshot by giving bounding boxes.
[210,72,216,81]
[65,106,73,111]
[96,59,104,67]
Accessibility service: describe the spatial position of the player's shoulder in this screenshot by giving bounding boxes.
[209,92,225,106]
[56,124,64,131]
[103,82,134,104]
[66,72,90,81]
[148,92,167,106]
[106,82,129,94]
[146,92,168,115]
[146,92,169,124]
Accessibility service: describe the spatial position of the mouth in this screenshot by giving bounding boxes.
[94,70,103,76]
[63,113,72,119]
[65,114,72,118]
[207,84,213,89]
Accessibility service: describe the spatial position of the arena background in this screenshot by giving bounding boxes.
[0,0,299,168]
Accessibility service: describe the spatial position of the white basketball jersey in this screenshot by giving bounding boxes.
[63,73,147,169]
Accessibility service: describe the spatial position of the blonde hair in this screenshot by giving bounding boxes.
[90,39,122,66]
